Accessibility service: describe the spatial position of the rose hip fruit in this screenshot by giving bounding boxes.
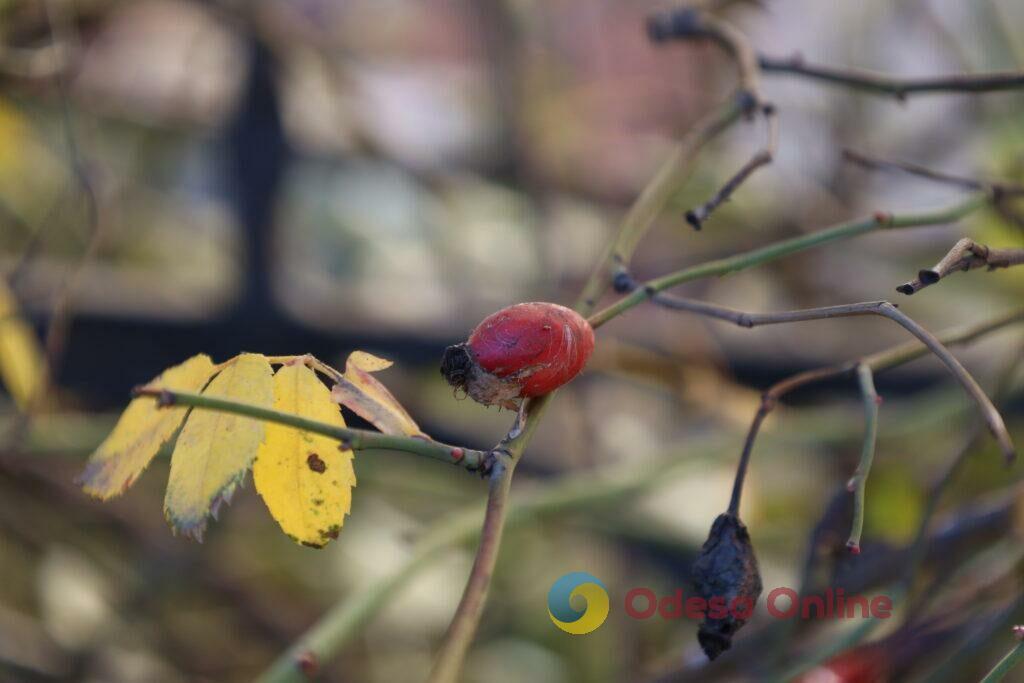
[441,302,595,408]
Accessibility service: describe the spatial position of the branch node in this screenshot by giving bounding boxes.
[612,269,635,293]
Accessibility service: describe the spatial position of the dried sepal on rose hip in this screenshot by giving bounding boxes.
[441,302,595,408]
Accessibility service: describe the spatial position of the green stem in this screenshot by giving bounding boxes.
[979,639,1024,683]
[846,363,878,552]
[255,443,713,683]
[574,97,746,312]
[427,455,515,683]
[131,387,486,471]
[587,194,988,328]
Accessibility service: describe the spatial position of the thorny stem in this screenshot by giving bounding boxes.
[588,194,988,328]
[846,363,878,553]
[131,387,487,471]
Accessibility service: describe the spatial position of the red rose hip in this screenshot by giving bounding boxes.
[441,302,595,408]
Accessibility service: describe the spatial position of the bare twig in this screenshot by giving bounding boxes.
[842,149,1013,193]
[592,194,989,326]
[648,7,1024,98]
[38,0,101,389]
[979,631,1024,683]
[613,271,1015,514]
[574,97,747,312]
[686,103,778,230]
[425,391,553,683]
[897,238,1024,295]
[758,53,1024,99]
[647,8,778,232]
[427,451,514,683]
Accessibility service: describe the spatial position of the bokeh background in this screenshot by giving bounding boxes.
[2,0,1024,681]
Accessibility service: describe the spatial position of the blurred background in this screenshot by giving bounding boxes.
[2,0,1024,681]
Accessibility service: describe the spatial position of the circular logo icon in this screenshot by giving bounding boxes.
[547,571,610,635]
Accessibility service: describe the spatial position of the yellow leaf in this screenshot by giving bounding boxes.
[0,278,47,410]
[78,354,216,499]
[348,351,393,372]
[254,363,356,548]
[330,351,425,438]
[164,353,274,541]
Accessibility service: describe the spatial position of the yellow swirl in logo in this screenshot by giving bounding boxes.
[547,572,610,635]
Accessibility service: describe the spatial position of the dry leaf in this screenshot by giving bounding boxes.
[330,350,425,438]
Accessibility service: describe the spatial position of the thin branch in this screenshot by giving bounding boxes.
[846,363,879,554]
[841,149,1022,194]
[897,238,1024,295]
[424,390,553,683]
[610,276,1016,513]
[38,0,102,391]
[758,53,1024,99]
[979,632,1024,683]
[592,193,988,326]
[574,97,747,312]
[427,451,514,683]
[131,387,488,471]
[686,103,778,230]
[647,8,1024,99]
[255,437,717,683]
[647,8,779,232]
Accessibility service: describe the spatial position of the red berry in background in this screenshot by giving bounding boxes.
[799,645,890,683]
[441,302,595,408]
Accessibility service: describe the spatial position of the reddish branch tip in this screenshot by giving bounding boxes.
[441,302,595,407]
[1013,624,1024,641]
[846,541,861,555]
[296,650,319,678]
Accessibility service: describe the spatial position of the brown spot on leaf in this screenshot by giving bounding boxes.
[307,453,326,473]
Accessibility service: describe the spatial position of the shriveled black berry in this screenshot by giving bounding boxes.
[691,513,763,660]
